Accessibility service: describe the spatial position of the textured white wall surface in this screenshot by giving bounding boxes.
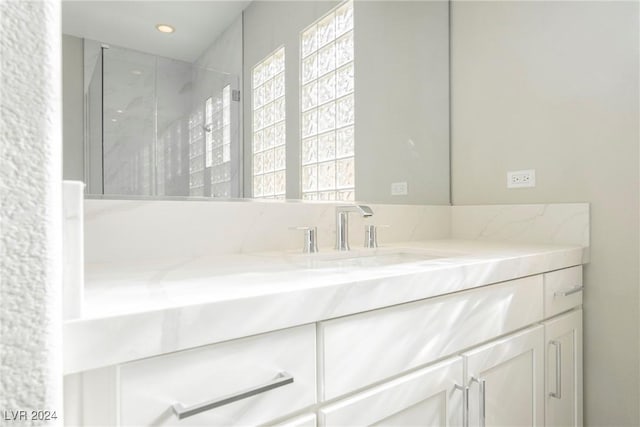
[451,1,639,425]
[0,0,63,425]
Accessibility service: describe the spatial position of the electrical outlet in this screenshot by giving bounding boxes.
[391,181,408,196]
[507,170,536,188]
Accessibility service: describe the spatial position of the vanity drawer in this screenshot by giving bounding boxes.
[544,266,583,317]
[118,324,316,426]
[318,275,543,400]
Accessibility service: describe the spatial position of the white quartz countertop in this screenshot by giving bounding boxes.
[64,239,586,374]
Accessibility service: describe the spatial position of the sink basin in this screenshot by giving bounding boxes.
[292,248,447,269]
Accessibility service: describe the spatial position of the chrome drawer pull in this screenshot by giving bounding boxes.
[454,384,469,427]
[171,371,294,420]
[554,285,583,297]
[470,377,486,427]
[549,341,562,399]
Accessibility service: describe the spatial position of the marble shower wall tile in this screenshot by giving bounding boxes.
[84,200,451,264]
[451,203,590,249]
[63,181,84,319]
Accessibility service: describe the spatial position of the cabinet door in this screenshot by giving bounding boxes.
[271,413,317,427]
[544,309,583,427]
[464,326,544,427]
[319,357,464,426]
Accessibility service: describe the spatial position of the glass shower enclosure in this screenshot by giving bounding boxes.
[84,41,241,198]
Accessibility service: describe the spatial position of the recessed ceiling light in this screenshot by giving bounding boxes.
[111,118,117,122]
[131,69,142,76]
[156,24,175,34]
[116,110,123,114]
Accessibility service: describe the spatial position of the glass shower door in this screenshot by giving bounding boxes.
[84,41,241,198]
[102,46,156,196]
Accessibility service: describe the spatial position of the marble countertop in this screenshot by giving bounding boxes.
[64,239,586,374]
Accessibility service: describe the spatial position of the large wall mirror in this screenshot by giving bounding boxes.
[62,0,450,204]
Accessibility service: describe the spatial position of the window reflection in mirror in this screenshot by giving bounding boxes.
[63,0,450,205]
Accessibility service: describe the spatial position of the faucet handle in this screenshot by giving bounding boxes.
[364,225,390,248]
[289,226,319,253]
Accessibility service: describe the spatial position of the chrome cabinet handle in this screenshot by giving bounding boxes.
[471,377,486,427]
[554,285,583,297]
[549,341,562,399]
[171,372,294,420]
[454,384,469,427]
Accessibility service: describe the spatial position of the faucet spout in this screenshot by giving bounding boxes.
[336,205,374,251]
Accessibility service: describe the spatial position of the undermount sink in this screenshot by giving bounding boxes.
[292,248,448,269]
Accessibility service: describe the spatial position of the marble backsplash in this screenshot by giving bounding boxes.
[451,203,590,248]
[82,200,590,265]
[84,199,451,264]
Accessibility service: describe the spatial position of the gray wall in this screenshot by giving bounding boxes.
[451,1,639,425]
[355,1,449,204]
[243,1,450,204]
[196,15,243,77]
[63,34,84,181]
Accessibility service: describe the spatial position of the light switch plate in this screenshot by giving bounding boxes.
[391,182,408,196]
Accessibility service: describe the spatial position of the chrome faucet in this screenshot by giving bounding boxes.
[336,205,374,251]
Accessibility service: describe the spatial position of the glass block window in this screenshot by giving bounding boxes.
[188,109,205,196]
[207,85,232,198]
[252,47,286,199]
[300,0,355,201]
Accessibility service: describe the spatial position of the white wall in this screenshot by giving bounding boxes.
[451,1,639,425]
[0,0,63,422]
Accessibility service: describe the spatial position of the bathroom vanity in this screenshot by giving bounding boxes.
[63,236,585,427]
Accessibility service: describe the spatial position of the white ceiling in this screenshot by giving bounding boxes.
[62,1,251,62]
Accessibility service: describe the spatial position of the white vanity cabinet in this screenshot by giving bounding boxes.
[314,267,582,427]
[69,266,584,427]
[544,309,583,427]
